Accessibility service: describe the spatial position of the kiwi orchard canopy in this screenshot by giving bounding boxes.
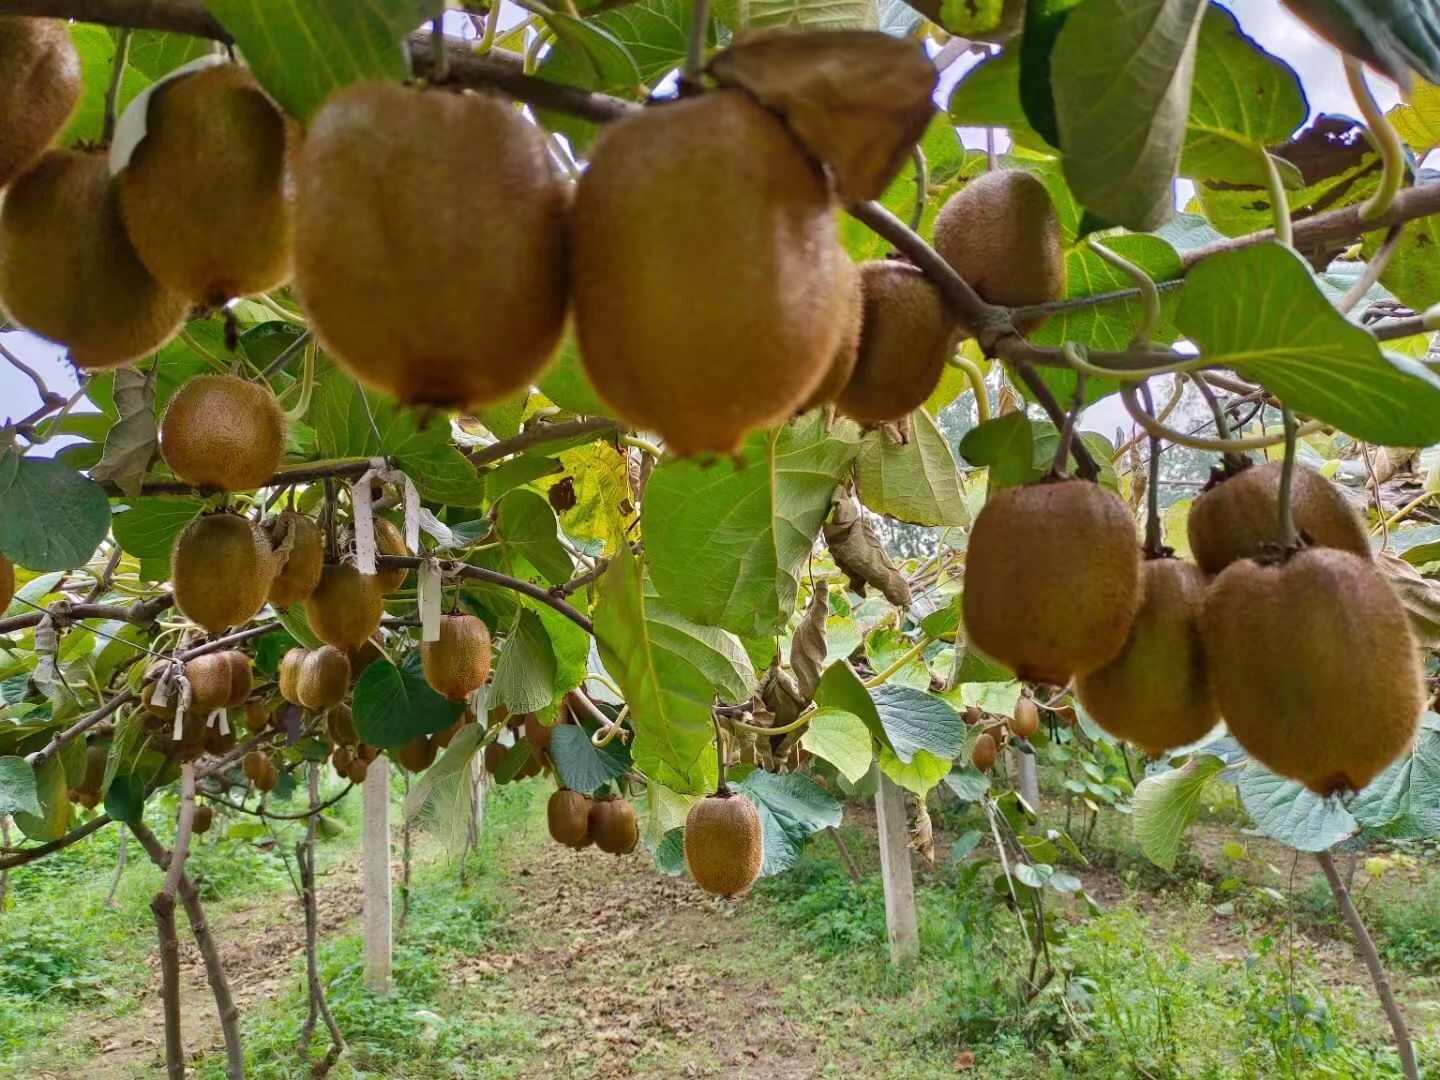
[0,3,1438,1078]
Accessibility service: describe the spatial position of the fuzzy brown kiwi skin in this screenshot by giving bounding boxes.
[1076,558,1219,754]
[371,518,410,594]
[684,791,764,898]
[304,564,384,650]
[971,732,998,772]
[0,555,13,614]
[296,645,351,711]
[1200,547,1423,795]
[548,789,593,848]
[0,17,81,189]
[267,511,324,609]
[589,797,639,855]
[797,252,864,414]
[392,735,437,773]
[962,479,1142,687]
[171,513,276,635]
[420,614,493,702]
[1187,459,1371,575]
[160,375,286,492]
[295,82,567,408]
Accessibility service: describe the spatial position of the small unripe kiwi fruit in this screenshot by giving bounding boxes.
[171,513,275,634]
[548,789,593,848]
[267,511,324,609]
[371,518,410,594]
[971,732,998,772]
[0,17,81,188]
[242,750,267,784]
[278,647,307,706]
[296,645,350,711]
[304,564,383,649]
[420,614,492,702]
[327,703,358,747]
[192,805,214,834]
[1009,697,1039,740]
[684,791,764,898]
[392,734,437,773]
[160,375,285,492]
[346,758,369,784]
[589,796,639,855]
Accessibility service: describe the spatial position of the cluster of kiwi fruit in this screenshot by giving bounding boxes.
[139,649,251,760]
[546,787,639,855]
[963,455,1424,795]
[965,696,1039,774]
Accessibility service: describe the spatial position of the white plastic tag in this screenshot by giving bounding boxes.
[403,475,421,554]
[418,558,443,642]
[213,709,229,736]
[351,466,379,576]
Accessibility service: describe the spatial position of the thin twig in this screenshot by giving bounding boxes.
[378,554,593,634]
[1137,382,1164,557]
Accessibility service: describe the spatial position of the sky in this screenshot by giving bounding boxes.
[0,2,1401,441]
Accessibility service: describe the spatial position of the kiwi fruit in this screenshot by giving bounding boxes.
[220,650,252,707]
[392,735,437,773]
[971,732,998,772]
[1201,547,1423,794]
[118,64,293,305]
[355,743,379,764]
[547,789,592,848]
[588,796,639,855]
[684,791,764,898]
[0,18,80,189]
[304,564,383,649]
[483,741,507,777]
[523,713,552,757]
[143,655,231,718]
[171,512,275,634]
[297,645,350,711]
[192,805,214,834]
[242,750,267,784]
[346,758,369,784]
[267,511,324,608]
[278,647,307,706]
[160,375,285,492]
[0,554,12,613]
[327,703,358,746]
[433,712,469,750]
[962,479,1141,685]
[256,758,278,793]
[242,699,273,734]
[331,745,354,776]
[0,149,188,368]
[1009,697,1039,740]
[1188,459,1370,575]
[348,640,384,684]
[933,170,1065,334]
[370,517,411,594]
[798,252,864,413]
[963,705,982,727]
[420,614,492,702]
[835,261,956,423]
[1076,558,1219,753]
[294,81,566,407]
[571,90,846,455]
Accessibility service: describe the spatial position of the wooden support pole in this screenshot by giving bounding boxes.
[874,774,919,966]
[1015,749,1040,812]
[362,757,392,994]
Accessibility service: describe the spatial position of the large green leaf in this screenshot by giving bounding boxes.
[1349,713,1440,837]
[1177,243,1440,446]
[1052,0,1207,230]
[593,545,718,795]
[1362,213,1440,312]
[877,745,951,796]
[718,0,878,30]
[0,458,110,572]
[1130,754,1226,870]
[352,656,464,750]
[800,707,873,783]
[871,683,964,763]
[490,609,557,715]
[1181,5,1305,185]
[204,0,428,120]
[310,368,487,507]
[549,723,632,795]
[957,412,1033,489]
[854,409,968,527]
[534,603,592,700]
[13,755,70,842]
[733,768,843,876]
[494,490,572,587]
[1237,764,1357,851]
[111,497,205,561]
[947,47,1050,151]
[63,24,152,145]
[643,412,863,637]
[643,580,756,704]
[0,757,42,818]
[813,661,884,742]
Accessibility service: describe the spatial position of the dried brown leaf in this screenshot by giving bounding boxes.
[791,578,828,700]
[1377,551,1440,647]
[823,493,912,607]
[90,368,158,497]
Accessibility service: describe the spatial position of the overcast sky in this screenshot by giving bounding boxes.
[0,2,1400,439]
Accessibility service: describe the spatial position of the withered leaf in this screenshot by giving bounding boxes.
[91,367,159,497]
[791,578,829,700]
[707,30,937,201]
[823,493,912,607]
[1377,551,1440,648]
[759,660,808,729]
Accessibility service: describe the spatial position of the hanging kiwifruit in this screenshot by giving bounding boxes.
[433,711,469,750]
[242,750,267,784]
[0,18,80,188]
[547,789,592,848]
[588,796,639,856]
[348,640,383,684]
[0,554,13,613]
[346,757,369,784]
[242,699,273,734]
[392,734,437,773]
[327,703,358,747]
[932,170,1065,334]
[267,511,324,608]
[420,614,492,702]
[971,732,998,772]
[278,647,307,706]
[220,650,252,707]
[962,479,1141,685]
[160,375,285,492]
[371,517,410,594]
[118,64,294,305]
[798,251,864,413]
[1009,697,1039,740]
[1188,459,1370,575]
[193,805,215,834]
[483,741,507,777]
[523,713,553,758]
[296,645,350,711]
[143,655,232,718]
[0,149,188,368]
[331,745,354,778]
[171,512,275,634]
[1076,558,1219,753]
[294,81,566,407]
[304,564,383,649]
[835,260,957,423]
[256,758,279,793]
[684,791,763,897]
[1201,547,1423,794]
[571,90,847,455]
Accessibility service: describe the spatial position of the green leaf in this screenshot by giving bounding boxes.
[1177,243,1440,446]
[63,24,152,145]
[1362,213,1440,311]
[203,0,424,121]
[1052,0,1207,230]
[352,657,464,750]
[719,0,878,31]
[103,772,147,826]
[733,769,843,876]
[593,545,718,795]
[813,661,884,742]
[402,722,483,821]
[111,497,204,561]
[549,723,632,795]
[854,409,968,527]
[495,490,572,587]
[654,826,686,874]
[535,11,644,151]
[1131,754,1226,870]
[1237,763,1357,851]
[958,412,1033,489]
[643,579,756,704]
[0,757,42,818]
[13,755,70,841]
[534,603,591,699]
[800,707,873,783]
[537,338,610,416]
[275,604,323,649]
[643,412,863,637]
[490,609,557,715]
[125,29,215,80]
[0,458,110,572]
[943,764,990,802]
[1181,5,1306,185]
[871,684,965,764]
[947,46,1051,151]
[1349,713,1440,836]
[877,745,951,796]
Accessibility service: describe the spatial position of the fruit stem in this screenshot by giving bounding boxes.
[1119,384,1322,453]
[1346,57,1406,224]
[1259,149,1293,248]
[1009,363,1100,481]
[947,350,990,423]
[684,0,710,88]
[1136,381,1165,558]
[1187,373,1249,473]
[1086,238,1161,347]
[908,145,929,231]
[1277,405,1299,550]
[1049,364,1086,480]
[101,28,132,146]
[711,710,726,793]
